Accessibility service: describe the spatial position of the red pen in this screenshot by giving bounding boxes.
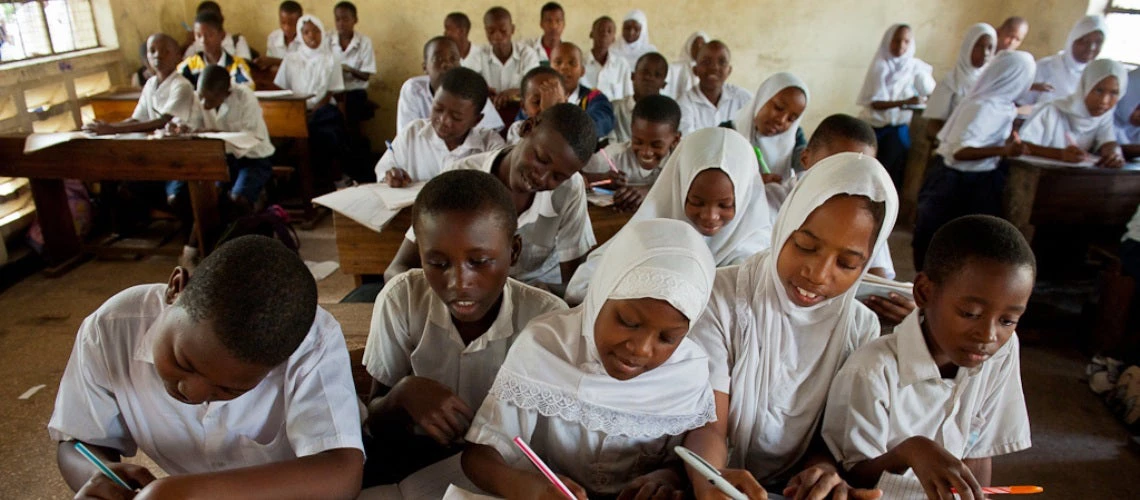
[953,485,1043,495]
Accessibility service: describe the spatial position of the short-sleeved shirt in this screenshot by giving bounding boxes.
[177,51,255,90]
[273,52,345,110]
[582,50,633,102]
[46,284,364,475]
[677,84,753,135]
[363,270,567,408]
[395,75,504,133]
[406,148,596,285]
[132,73,196,123]
[375,118,505,181]
[583,141,665,187]
[822,312,1031,472]
[330,32,377,92]
[197,85,275,159]
[1018,101,1118,153]
[265,28,302,58]
[183,34,252,61]
[466,41,541,93]
[608,97,636,144]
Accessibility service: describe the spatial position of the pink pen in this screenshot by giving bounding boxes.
[599,147,619,174]
[513,436,576,499]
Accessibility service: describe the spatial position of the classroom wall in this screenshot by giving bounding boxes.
[107,0,1098,147]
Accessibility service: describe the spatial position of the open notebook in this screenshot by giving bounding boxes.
[357,455,497,500]
[856,274,914,301]
[311,182,425,233]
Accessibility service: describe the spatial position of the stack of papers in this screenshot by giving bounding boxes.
[856,274,914,301]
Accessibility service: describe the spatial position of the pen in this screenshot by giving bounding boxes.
[589,179,613,188]
[675,446,747,500]
[513,437,576,499]
[74,442,134,491]
[953,486,1044,495]
[599,147,620,176]
[753,146,771,175]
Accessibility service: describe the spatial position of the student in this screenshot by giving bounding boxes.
[462,218,718,499]
[524,2,564,63]
[913,51,1036,271]
[182,1,252,60]
[610,52,670,143]
[580,94,682,211]
[130,42,156,88]
[505,66,563,145]
[857,23,936,190]
[274,15,348,189]
[1019,15,1107,106]
[684,152,897,499]
[384,103,597,289]
[582,16,633,102]
[444,12,479,68]
[1020,58,1128,168]
[48,235,364,500]
[397,37,503,133]
[550,41,615,138]
[1115,68,1140,160]
[378,67,505,185]
[84,34,195,135]
[468,7,541,110]
[677,40,752,135]
[664,31,708,99]
[995,16,1028,52]
[566,127,770,305]
[255,1,303,71]
[330,2,376,109]
[177,11,255,89]
[925,23,997,130]
[363,170,567,483]
[611,9,657,66]
[727,72,810,201]
[823,215,1035,499]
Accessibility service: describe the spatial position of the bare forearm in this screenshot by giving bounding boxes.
[58,441,120,492]
[1025,143,1065,160]
[462,444,527,497]
[953,146,1008,162]
[366,379,408,435]
[137,449,363,500]
[870,100,909,110]
[1122,144,1140,159]
[848,439,919,488]
[102,117,172,135]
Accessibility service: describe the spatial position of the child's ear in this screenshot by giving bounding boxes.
[913,272,933,309]
[725,64,733,79]
[422,61,427,74]
[670,132,682,150]
[799,147,812,170]
[165,266,191,305]
[510,234,522,266]
[474,112,485,125]
[519,117,536,138]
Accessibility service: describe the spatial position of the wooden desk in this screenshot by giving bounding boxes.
[333,203,633,285]
[1003,159,1140,243]
[0,137,229,273]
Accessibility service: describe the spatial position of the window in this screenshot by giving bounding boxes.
[0,0,100,64]
[1103,0,1140,66]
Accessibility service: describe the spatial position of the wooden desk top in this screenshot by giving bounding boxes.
[1004,158,1140,237]
[0,136,229,181]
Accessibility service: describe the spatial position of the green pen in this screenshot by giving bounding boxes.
[753,146,771,175]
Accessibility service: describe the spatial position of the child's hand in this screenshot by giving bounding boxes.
[1061,145,1088,163]
[904,95,927,106]
[1003,133,1027,158]
[863,292,916,326]
[83,120,115,136]
[385,168,412,187]
[898,436,984,500]
[1030,82,1054,93]
[494,88,522,108]
[1097,146,1125,168]
[617,468,685,500]
[784,463,882,500]
[396,376,474,446]
[75,462,155,500]
[693,468,768,499]
[508,472,588,500]
[761,173,784,184]
[609,169,628,188]
[538,80,566,112]
[613,186,647,212]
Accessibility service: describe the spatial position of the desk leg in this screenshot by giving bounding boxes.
[29,179,84,274]
[296,139,329,229]
[1003,164,1040,243]
[188,181,221,256]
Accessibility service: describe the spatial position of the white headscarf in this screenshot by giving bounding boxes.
[612,10,658,65]
[678,31,710,66]
[944,23,997,99]
[723,152,898,478]
[566,128,770,304]
[856,24,932,106]
[489,219,717,438]
[295,15,332,63]
[936,50,1036,162]
[1115,68,1140,144]
[1021,59,1127,148]
[732,72,810,179]
[1059,15,1108,77]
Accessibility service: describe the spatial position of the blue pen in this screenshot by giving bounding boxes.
[74,442,134,491]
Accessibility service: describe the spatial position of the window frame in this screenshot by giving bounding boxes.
[0,0,103,65]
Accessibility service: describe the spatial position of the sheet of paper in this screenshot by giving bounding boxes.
[253,89,294,98]
[855,275,914,301]
[876,472,943,500]
[398,455,489,500]
[23,132,87,153]
[312,186,401,233]
[441,485,501,500]
[304,260,339,281]
[587,193,614,207]
[1018,155,1099,169]
[370,182,426,211]
[195,131,260,151]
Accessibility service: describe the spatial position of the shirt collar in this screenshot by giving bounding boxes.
[334,33,360,54]
[425,278,518,352]
[518,190,557,227]
[567,87,582,105]
[897,312,982,387]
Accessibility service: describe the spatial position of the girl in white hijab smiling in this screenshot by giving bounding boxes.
[925,23,997,128]
[1019,15,1108,106]
[1021,58,1128,168]
[564,127,771,305]
[684,152,898,499]
[461,218,717,499]
[731,72,810,213]
[612,9,658,66]
[664,31,709,98]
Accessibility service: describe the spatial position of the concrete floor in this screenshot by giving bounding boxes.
[1,222,1137,498]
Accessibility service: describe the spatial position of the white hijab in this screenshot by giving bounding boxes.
[1022,59,1127,147]
[732,72,810,179]
[295,15,332,63]
[937,50,1036,159]
[943,23,997,98]
[566,128,770,304]
[1059,15,1108,78]
[724,152,898,478]
[1115,68,1140,144]
[491,219,717,438]
[678,31,710,67]
[856,24,931,106]
[613,10,658,65]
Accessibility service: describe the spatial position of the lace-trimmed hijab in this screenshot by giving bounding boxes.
[486,218,718,438]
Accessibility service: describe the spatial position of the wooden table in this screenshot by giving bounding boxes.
[1003,159,1140,243]
[334,204,633,285]
[0,136,229,274]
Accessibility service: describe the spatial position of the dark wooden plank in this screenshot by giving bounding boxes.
[0,137,229,182]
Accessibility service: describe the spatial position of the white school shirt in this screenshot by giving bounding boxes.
[406,149,596,285]
[664,62,697,100]
[504,120,526,145]
[467,41,541,92]
[374,118,505,181]
[265,28,302,58]
[1018,54,1080,107]
[329,32,377,92]
[868,241,896,280]
[199,85,275,159]
[822,312,1031,472]
[583,141,665,187]
[395,75,504,132]
[608,96,635,143]
[523,36,552,63]
[677,84,753,135]
[363,270,567,409]
[582,50,633,101]
[131,73,196,123]
[47,284,364,475]
[1018,101,1118,153]
[184,33,252,60]
[273,51,345,110]
[459,44,483,71]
